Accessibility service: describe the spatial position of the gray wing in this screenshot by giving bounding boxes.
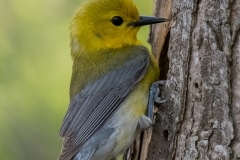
[59,50,149,160]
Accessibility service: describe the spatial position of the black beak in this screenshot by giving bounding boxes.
[129,16,169,27]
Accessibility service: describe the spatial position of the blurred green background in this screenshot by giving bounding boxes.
[0,0,152,159]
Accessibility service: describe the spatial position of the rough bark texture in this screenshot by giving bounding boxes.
[146,0,240,159]
[125,0,240,159]
[230,0,240,158]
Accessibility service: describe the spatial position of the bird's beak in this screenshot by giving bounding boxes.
[129,16,169,27]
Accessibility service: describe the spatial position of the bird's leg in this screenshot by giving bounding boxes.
[138,81,166,129]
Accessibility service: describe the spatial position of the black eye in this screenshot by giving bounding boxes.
[111,16,123,26]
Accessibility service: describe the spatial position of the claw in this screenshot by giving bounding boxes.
[155,80,165,86]
[155,98,167,104]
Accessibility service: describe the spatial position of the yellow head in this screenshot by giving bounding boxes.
[70,0,168,54]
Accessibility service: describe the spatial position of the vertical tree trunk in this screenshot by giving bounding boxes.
[125,0,240,159]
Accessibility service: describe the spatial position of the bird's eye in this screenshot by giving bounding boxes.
[111,16,123,26]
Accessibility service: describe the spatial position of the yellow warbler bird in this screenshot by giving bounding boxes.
[58,0,168,159]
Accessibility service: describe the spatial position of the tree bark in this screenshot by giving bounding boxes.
[126,0,240,159]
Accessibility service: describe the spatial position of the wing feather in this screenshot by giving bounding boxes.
[59,48,150,160]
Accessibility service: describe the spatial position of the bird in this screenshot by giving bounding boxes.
[58,0,168,159]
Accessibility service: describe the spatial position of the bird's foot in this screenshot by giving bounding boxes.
[147,80,167,121]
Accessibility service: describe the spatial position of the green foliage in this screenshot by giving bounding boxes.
[0,0,152,159]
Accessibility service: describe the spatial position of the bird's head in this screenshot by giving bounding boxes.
[70,0,168,54]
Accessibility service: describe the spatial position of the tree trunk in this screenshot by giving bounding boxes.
[125,0,240,159]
